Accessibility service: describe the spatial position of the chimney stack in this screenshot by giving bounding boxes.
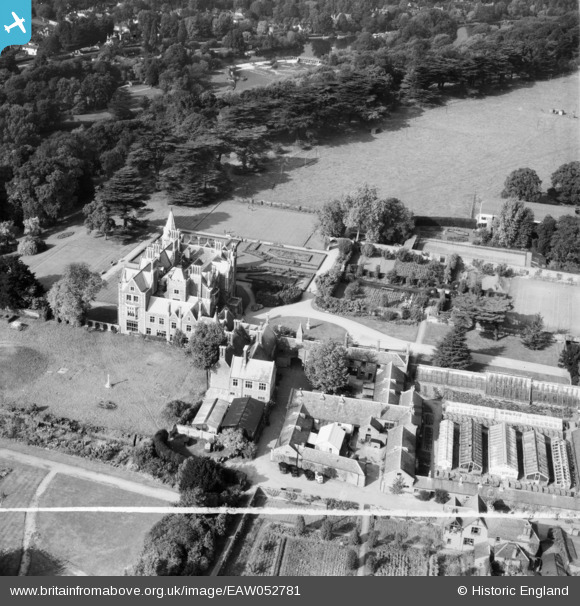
[219,345,226,360]
[257,323,263,346]
[242,344,250,367]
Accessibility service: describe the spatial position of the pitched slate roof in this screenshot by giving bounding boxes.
[292,390,384,427]
[301,448,365,476]
[191,397,229,429]
[221,396,265,437]
[275,399,313,450]
[486,519,538,545]
[383,423,416,478]
[230,356,275,383]
[316,422,346,451]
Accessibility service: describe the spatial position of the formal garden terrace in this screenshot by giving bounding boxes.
[237,240,327,307]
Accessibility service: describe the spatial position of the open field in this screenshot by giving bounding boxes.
[0,461,49,575]
[508,277,580,335]
[227,73,579,216]
[183,200,323,249]
[127,84,163,100]
[32,473,165,576]
[0,320,205,434]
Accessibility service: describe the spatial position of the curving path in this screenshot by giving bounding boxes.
[0,448,179,503]
[18,470,57,576]
[246,291,431,354]
[245,293,569,381]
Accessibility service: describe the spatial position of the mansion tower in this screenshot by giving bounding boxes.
[118,210,241,340]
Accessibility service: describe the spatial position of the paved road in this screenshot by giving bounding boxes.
[246,293,568,380]
[0,448,178,503]
[247,292,420,353]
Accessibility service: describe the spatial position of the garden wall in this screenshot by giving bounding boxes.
[415,217,477,229]
[418,239,531,268]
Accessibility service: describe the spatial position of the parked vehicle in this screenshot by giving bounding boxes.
[315,472,325,484]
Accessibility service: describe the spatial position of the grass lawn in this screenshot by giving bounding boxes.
[0,460,49,575]
[422,323,562,368]
[273,316,347,341]
[211,61,316,96]
[421,323,450,346]
[0,320,206,435]
[22,225,153,291]
[352,314,419,342]
[33,473,165,576]
[508,277,580,336]
[221,73,578,216]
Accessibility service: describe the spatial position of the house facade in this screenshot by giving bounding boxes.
[118,211,242,340]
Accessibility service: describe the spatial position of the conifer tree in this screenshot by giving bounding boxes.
[433,327,472,370]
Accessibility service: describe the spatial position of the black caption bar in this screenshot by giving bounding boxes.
[1,577,577,606]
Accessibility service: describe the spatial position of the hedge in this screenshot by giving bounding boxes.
[153,429,187,466]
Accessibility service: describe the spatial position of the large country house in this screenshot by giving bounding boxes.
[118,211,242,339]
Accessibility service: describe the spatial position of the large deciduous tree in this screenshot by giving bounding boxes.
[133,513,225,576]
[342,184,376,241]
[47,263,104,325]
[83,200,116,239]
[534,215,556,258]
[340,185,414,244]
[491,199,535,249]
[549,215,580,272]
[0,256,45,310]
[108,87,133,120]
[304,339,349,394]
[316,199,346,238]
[7,132,95,223]
[433,327,472,370]
[550,161,580,206]
[366,197,415,245]
[187,323,226,373]
[501,168,542,202]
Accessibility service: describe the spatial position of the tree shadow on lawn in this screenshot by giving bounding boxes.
[470,344,506,357]
[0,548,66,576]
[38,274,63,291]
[231,158,310,200]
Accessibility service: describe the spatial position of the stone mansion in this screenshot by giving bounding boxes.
[118,210,242,339]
